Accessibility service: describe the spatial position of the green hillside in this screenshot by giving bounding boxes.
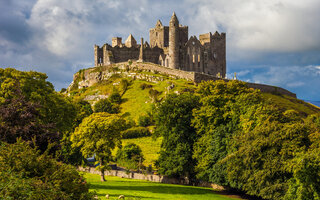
[68,64,320,166]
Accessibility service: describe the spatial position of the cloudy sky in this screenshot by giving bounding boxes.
[1,0,320,100]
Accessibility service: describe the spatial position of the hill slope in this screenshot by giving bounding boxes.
[67,62,320,166]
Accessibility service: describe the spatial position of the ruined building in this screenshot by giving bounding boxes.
[94,12,226,77]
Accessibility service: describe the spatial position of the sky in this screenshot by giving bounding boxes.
[1,0,320,100]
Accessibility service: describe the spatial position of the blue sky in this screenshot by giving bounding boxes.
[1,0,320,100]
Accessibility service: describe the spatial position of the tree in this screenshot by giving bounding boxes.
[58,100,93,165]
[71,113,127,181]
[0,88,58,152]
[116,143,144,171]
[0,68,77,153]
[154,93,199,181]
[0,140,94,199]
[192,80,259,186]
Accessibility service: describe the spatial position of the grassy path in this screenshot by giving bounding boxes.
[85,173,239,200]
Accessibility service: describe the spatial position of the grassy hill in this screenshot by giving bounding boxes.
[68,63,320,167]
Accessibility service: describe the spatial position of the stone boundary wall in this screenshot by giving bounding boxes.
[78,167,224,190]
[71,61,296,98]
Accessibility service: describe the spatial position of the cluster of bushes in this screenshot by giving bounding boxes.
[139,82,153,90]
[121,127,151,139]
[0,140,94,199]
[116,143,144,171]
[154,80,320,200]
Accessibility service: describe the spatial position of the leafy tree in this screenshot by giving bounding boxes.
[116,143,144,171]
[154,93,199,181]
[0,68,77,135]
[0,140,94,200]
[0,68,77,153]
[0,89,58,152]
[192,80,259,186]
[71,113,127,181]
[93,98,120,114]
[58,100,93,165]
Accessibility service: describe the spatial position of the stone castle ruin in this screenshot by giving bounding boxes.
[94,12,226,78]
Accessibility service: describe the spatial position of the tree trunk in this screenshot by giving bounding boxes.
[100,158,106,182]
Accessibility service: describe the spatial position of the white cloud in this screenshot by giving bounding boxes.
[185,0,320,53]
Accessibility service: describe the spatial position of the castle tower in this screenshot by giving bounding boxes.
[169,12,180,69]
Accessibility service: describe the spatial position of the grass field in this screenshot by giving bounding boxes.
[85,173,239,200]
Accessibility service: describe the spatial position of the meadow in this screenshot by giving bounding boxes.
[85,173,240,200]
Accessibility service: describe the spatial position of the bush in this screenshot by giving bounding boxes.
[93,98,119,114]
[138,115,152,127]
[116,143,144,170]
[121,127,151,139]
[0,140,94,199]
[139,83,153,90]
[109,89,122,104]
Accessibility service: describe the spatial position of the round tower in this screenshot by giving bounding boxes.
[169,12,180,69]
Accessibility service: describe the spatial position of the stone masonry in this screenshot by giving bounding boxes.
[94,12,226,78]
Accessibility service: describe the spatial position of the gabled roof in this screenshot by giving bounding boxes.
[125,34,137,47]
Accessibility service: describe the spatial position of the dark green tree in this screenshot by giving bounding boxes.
[192,80,260,186]
[154,93,199,181]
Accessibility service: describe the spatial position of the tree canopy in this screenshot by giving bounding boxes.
[71,112,127,181]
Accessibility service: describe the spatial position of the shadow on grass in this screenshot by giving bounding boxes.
[91,183,218,195]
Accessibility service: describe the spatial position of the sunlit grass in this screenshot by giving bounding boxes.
[85,173,237,200]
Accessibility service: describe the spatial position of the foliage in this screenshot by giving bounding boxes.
[138,115,153,127]
[93,98,120,114]
[0,68,77,135]
[116,143,144,170]
[120,78,130,96]
[149,89,162,103]
[0,88,59,153]
[117,136,162,167]
[192,80,259,185]
[121,127,151,139]
[109,88,122,104]
[0,68,78,153]
[139,83,153,90]
[58,100,93,165]
[71,113,127,181]
[154,93,199,180]
[0,140,94,200]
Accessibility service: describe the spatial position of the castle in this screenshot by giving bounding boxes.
[94,12,226,78]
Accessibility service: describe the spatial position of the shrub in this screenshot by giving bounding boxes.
[116,143,144,170]
[138,115,152,127]
[109,89,122,104]
[0,140,94,199]
[121,127,151,139]
[139,83,153,90]
[93,98,120,114]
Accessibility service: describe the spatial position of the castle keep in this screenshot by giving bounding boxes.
[94,12,226,78]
